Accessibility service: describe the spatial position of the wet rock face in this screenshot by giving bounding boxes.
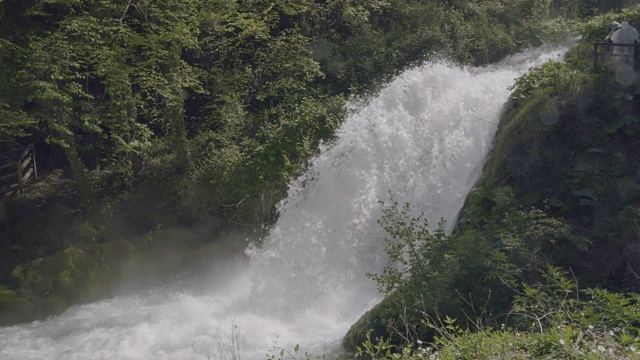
[3,245,114,325]
[0,288,35,325]
[0,226,215,326]
[342,292,400,352]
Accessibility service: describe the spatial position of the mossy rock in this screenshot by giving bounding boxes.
[91,239,134,283]
[5,244,121,323]
[0,289,36,325]
[480,93,555,190]
[40,295,67,317]
[342,292,402,352]
[123,227,207,279]
[2,227,211,325]
[96,238,134,260]
[10,259,48,295]
[134,227,203,249]
[10,247,97,301]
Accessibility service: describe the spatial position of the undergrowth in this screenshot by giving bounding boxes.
[355,267,640,359]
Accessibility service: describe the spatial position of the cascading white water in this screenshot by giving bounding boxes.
[0,44,570,360]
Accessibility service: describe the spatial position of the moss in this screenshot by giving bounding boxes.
[480,92,555,190]
[53,269,75,294]
[2,244,117,325]
[115,228,209,288]
[0,226,213,325]
[92,239,134,283]
[10,259,48,296]
[0,289,36,325]
[40,295,67,317]
[343,308,388,352]
[342,292,404,352]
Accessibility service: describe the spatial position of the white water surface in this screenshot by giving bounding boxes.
[0,44,570,360]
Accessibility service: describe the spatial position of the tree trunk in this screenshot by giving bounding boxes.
[64,143,98,215]
[168,98,189,175]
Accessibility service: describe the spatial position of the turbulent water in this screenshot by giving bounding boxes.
[0,44,570,360]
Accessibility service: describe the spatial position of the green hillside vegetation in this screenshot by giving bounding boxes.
[342,5,640,360]
[0,0,576,324]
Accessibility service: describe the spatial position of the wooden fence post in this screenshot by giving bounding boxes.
[1,145,37,195]
[32,146,38,181]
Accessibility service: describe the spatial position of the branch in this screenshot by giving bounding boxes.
[628,262,640,280]
[120,0,133,23]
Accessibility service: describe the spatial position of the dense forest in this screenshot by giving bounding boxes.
[2,0,640,358]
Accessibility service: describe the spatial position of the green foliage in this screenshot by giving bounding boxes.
[363,199,471,345]
[345,188,584,350]
[467,27,640,290]
[355,331,404,360]
[354,268,640,360]
[0,0,567,225]
[572,4,640,42]
[489,205,588,283]
[508,60,583,101]
[368,200,451,296]
[266,339,325,360]
[508,267,640,337]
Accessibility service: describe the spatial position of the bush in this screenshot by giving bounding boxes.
[355,268,640,359]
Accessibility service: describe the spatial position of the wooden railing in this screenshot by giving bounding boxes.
[0,145,38,196]
[593,42,640,72]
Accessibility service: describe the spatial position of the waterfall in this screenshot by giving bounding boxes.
[0,44,570,360]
